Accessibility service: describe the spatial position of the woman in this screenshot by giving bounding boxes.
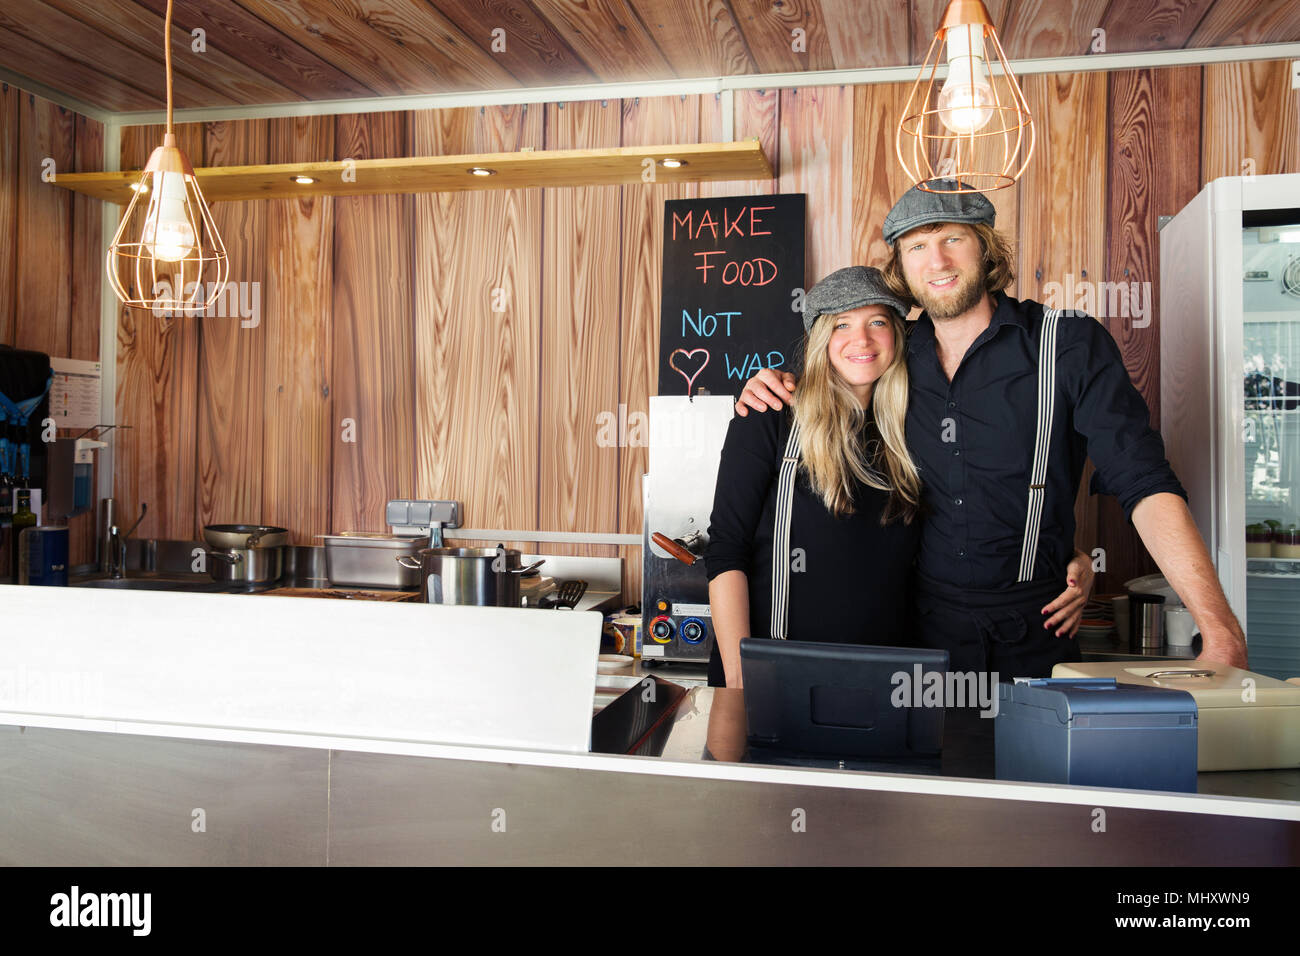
[704,266,921,687]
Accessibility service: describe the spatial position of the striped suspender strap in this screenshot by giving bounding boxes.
[769,419,802,639]
[1017,308,1062,583]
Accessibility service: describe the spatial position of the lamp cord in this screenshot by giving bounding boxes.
[164,0,174,134]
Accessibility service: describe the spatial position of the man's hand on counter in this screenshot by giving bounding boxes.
[1198,626,1250,669]
[735,368,797,416]
[1132,493,1249,670]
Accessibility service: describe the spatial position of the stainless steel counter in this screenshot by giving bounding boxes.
[1,713,1294,866]
[652,685,1300,802]
[3,575,1292,865]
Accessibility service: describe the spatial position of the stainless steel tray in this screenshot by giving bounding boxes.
[319,534,426,589]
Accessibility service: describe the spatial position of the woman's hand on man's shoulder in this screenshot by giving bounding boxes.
[734,368,797,417]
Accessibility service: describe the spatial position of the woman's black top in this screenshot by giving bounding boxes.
[703,405,921,687]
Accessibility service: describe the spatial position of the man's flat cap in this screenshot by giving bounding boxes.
[882,179,996,246]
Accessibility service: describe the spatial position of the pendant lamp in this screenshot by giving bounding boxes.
[106,0,227,314]
[895,0,1035,194]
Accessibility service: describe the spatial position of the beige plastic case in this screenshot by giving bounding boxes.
[1051,660,1300,771]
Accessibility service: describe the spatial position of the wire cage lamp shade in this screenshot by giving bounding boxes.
[106,0,229,315]
[106,133,229,315]
[895,0,1035,194]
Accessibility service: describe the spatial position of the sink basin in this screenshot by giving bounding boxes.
[70,576,229,593]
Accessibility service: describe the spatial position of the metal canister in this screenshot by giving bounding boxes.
[19,526,69,586]
[1128,591,1167,653]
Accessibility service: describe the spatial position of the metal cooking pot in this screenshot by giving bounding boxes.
[206,546,284,585]
[397,546,544,607]
[203,524,290,550]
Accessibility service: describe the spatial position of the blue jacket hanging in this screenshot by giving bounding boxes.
[0,374,54,480]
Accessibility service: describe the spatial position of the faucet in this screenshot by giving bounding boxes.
[107,502,147,579]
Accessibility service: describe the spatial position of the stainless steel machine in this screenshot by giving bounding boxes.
[641,396,734,665]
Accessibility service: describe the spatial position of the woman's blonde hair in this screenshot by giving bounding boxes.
[880,221,1015,306]
[792,307,921,524]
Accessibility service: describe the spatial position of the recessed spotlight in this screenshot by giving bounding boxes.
[467,167,497,176]
[291,175,317,185]
[129,182,149,193]
[659,158,686,169]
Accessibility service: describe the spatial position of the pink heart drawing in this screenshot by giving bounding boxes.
[669,348,710,395]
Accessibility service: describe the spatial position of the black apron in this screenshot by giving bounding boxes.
[911,572,1082,679]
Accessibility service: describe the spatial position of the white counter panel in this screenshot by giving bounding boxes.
[1,586,602,753]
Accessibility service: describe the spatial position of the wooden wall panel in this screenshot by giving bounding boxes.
[540,100,623,559]
[410,103,543,557]
[0,84,17,347]
[330,112,415,533]
[698,88,780,198]
[1016,73,1107,304]
[113,122,205,540]
[69,115,102,362]
[66,112,102,566]
[778,85,853,282]
[852,81,918,271]
[1201,59,1300,183]
[197,120,269,529]
[617,94,702,599]
[262,116,335,544]
[14,93,75,359]
[1107,67,1204,427]
[1095,65,1205,593]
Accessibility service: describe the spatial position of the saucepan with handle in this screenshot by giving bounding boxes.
[397,544,545,607]
[201,524,290,585]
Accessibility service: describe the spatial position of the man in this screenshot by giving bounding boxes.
[737,180,1248,674]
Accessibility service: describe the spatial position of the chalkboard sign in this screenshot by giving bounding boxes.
[658,194,806,398]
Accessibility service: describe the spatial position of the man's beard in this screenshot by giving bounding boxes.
[910,268,985,320]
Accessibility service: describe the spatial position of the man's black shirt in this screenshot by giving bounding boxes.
[905,291,1186,592]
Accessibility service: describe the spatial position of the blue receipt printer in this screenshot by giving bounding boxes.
[995,678,1198,793]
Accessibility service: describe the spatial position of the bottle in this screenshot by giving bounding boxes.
[11,487,36,585]
[0,465,13,583]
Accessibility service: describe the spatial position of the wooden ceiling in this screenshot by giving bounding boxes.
[1,0,1298,114]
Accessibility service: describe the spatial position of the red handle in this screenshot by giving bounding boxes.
[652,532,698,566]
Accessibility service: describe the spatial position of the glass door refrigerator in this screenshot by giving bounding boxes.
[1161,173,1300,679]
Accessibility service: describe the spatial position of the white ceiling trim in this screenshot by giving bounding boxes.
[91,41,1300,128]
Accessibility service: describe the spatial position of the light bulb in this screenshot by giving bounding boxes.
[143,170,195,262]
[937,24,995,134]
